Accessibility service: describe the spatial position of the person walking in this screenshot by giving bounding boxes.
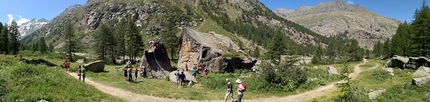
[64,60,71,72]
[235,79,245,102]
[78,66,82,81]
[224,78,234,102]
[81,66,86,82]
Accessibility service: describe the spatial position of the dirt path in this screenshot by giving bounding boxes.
[67,59,375,102]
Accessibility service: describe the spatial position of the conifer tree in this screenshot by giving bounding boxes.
[0,23,8,53]
[9,20,20,55]
[94,23,116,64]
[64,21,76,61]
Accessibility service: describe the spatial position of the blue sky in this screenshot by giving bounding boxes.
[0,0,427,26]
[0,0,86,25]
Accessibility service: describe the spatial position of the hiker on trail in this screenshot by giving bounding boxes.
[78,66,82,81]
[224,78,234,102]
[235,79,245,102]
[175,70,180,85]
[185,63,189,71]
[192,68,197,77]
[140,63,147,78]
[63,60,71,72]
[81,66,86,82]
[178,71,186,88]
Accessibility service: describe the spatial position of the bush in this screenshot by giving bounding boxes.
[260,61,307,91]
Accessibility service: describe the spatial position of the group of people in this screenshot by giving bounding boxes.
[123,60,148,82]
[62,60,71,72]
[225,78,246,102]
[61,60,85,82]
[191,64,209,78]
[174,70,187,88]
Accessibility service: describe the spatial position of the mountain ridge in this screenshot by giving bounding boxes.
[274,0,401,48]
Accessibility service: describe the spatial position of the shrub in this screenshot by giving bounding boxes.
[260,61,307,91]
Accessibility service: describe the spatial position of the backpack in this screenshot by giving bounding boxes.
[241,83,246,92]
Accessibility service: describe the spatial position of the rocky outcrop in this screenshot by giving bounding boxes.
[178,28,257,72]
[327,66,339,75]
[83,60,105,72]
[368,89,386,100]
[140,42,171,78]
[19,59,57,67]
[413,66,430,77]
[412,76,430,86]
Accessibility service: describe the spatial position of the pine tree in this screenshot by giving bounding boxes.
[115,19,126,61]
[38,37,48,54]
[266,30,287,61]
[94,23,116,64]
[312,44,323,64]
[64,21,76,61]
[9,20,20,55]
[410,1,430,56]
[125,16,143,60]
[160,22,179,59]
[0,22,8,53]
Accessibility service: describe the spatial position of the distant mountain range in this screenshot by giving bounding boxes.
[18,18,50,37]
[274,0,401,48]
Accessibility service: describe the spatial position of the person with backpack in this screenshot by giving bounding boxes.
[224,78,234,102]
[81,66,86,82]
[235,79,246,102]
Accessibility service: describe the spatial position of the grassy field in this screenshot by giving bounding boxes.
[312,59,430,102]
[0,55,124,102]
[85,63,343,100]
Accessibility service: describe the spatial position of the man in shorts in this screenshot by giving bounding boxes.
[224,78,233,102]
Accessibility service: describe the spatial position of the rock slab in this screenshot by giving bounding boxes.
[412,76,430,86]
[140,42,171,78]
[169,71,197,83]
[83,60,105,72]
[413,66,430,77]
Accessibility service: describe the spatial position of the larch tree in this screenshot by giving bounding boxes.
[9,20,20,55]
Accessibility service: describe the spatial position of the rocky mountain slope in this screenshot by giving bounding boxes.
[22,0,336,54]
[274,0,401,48]
[18,18,50,37]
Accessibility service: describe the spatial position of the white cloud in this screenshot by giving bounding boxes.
[6,14,30,26]
[347,0,354,5]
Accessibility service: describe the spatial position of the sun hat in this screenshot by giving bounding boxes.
[236,79,242,83]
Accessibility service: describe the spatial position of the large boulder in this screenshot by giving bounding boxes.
[177,28,257,72]
[83,60,105,72]
[413,66,430,77]
[169,71,197,83]
[327,66,339,75]
[412,76,430,86]
[140,41,172,78]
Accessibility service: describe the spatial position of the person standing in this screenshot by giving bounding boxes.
[178,71,186,88]
[235,79,245,102]
[81,66,86,82]
[134,68,139,82]
[175,70,180,85]
[123,64,128,81]
[140,63,147,78]
[128,65,133,82]
[224,78,234,102]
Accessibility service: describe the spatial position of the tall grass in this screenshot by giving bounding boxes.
[0,55,124,102]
